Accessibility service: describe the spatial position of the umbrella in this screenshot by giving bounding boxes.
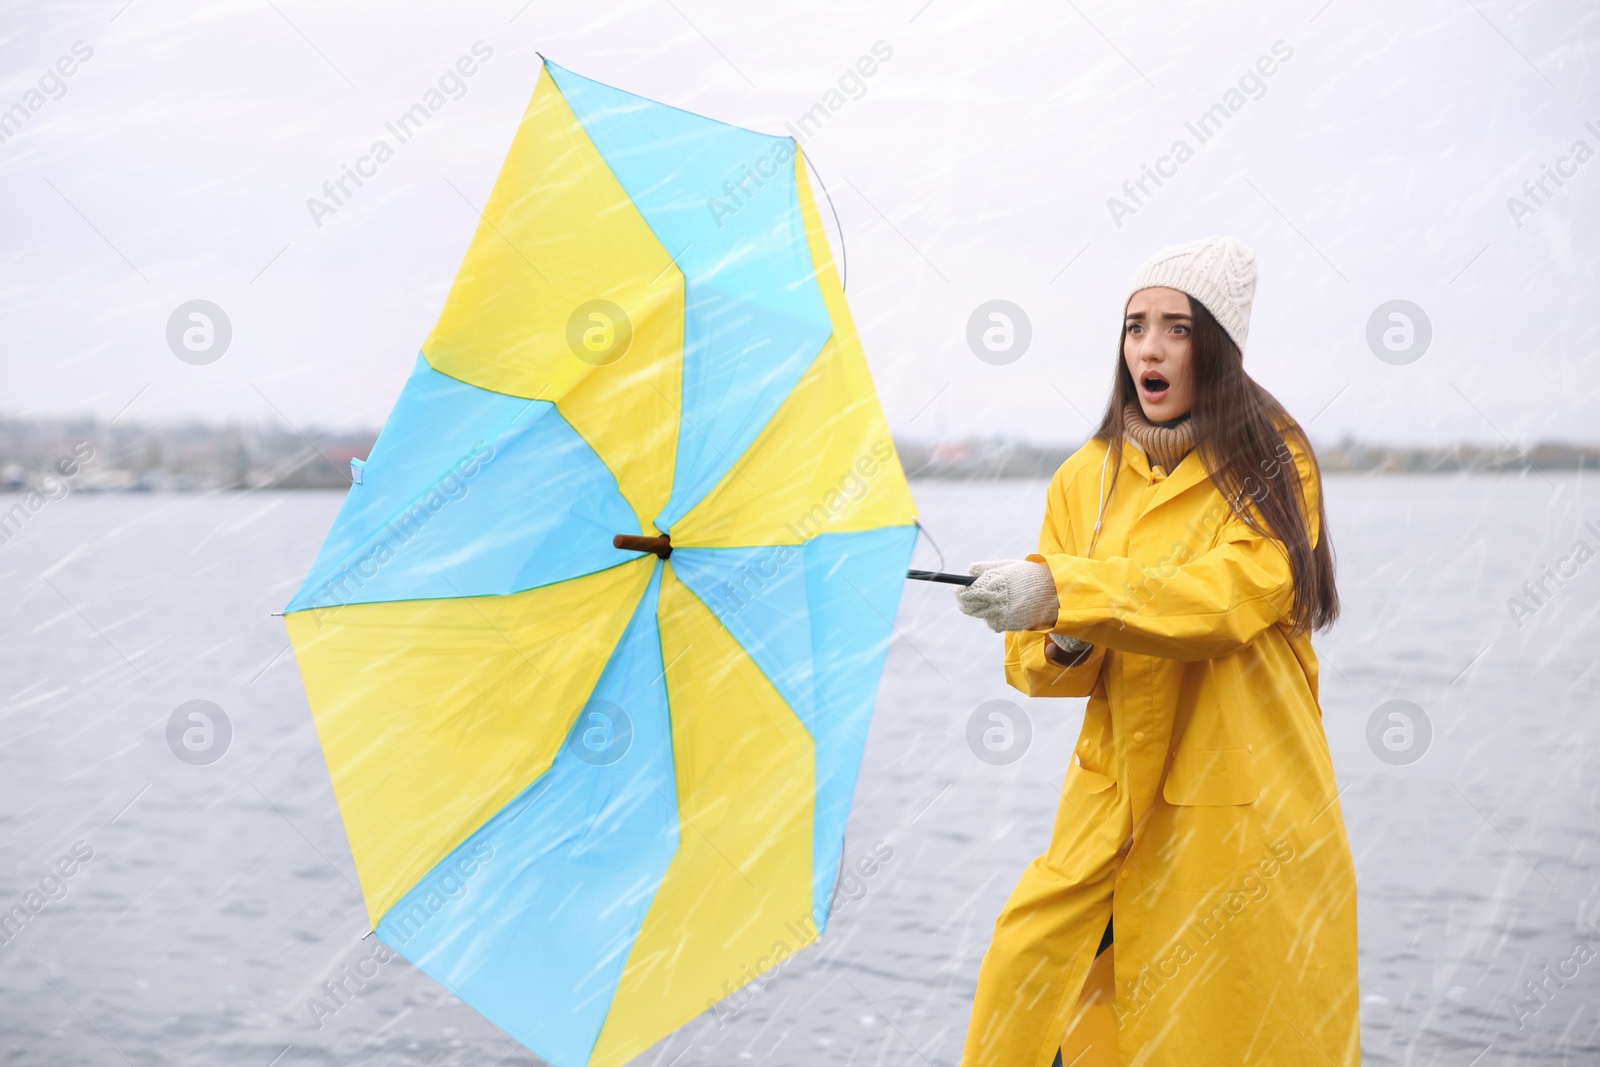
[283,58,918,1067]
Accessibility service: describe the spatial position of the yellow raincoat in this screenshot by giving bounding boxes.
[960,433,1359,1067]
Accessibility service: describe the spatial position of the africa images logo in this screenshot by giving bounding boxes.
[305,440,495,626]
[1105,40,1294,228]
[305,42,495,228]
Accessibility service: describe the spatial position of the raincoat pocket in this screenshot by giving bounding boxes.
[1044,761,1125,881]
[1162,746,1259,806]
[1072,762,1117,795]
[1155,746,1263,892]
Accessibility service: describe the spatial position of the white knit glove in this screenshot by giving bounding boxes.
[955,560,1061,632]
[1049,632,1092,655]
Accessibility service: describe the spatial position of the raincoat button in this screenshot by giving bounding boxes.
[1132,730,1147,743]
[1119,868,1130,880]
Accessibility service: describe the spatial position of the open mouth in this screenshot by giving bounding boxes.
[1140,372,1170,398]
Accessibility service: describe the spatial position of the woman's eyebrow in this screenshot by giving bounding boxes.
[1124,310,1194,321]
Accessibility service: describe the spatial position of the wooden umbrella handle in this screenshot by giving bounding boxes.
[613,533,672,559]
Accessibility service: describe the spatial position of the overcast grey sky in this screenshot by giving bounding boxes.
[2,0,1596,445]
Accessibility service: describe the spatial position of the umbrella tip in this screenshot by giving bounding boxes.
[613,533,672,560]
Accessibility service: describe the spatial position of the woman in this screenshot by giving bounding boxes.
[953,236,1359,1066]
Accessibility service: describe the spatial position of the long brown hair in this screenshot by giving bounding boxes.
[1091,293,1339,633]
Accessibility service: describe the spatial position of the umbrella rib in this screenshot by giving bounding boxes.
[443,578,552,687]
[840,178,949,284]
[840,575,947,684]
[649,380,759,491]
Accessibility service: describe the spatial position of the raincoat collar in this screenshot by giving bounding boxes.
[1119,435,1213,514]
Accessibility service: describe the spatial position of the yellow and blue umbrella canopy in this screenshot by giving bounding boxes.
[283,59,917,1067]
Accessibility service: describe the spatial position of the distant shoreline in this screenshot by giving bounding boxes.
[898,439,1599,480]
[2,418,1593,492]
[0,465,1584,497]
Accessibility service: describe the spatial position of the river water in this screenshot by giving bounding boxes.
[2,474,1597,1065]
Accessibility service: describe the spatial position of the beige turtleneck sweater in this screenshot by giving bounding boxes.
[1122,401,1195,474]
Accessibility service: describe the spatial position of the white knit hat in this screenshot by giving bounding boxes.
[1125,236,1256,355]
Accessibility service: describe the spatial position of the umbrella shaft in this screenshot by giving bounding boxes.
[906,569,975,586]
